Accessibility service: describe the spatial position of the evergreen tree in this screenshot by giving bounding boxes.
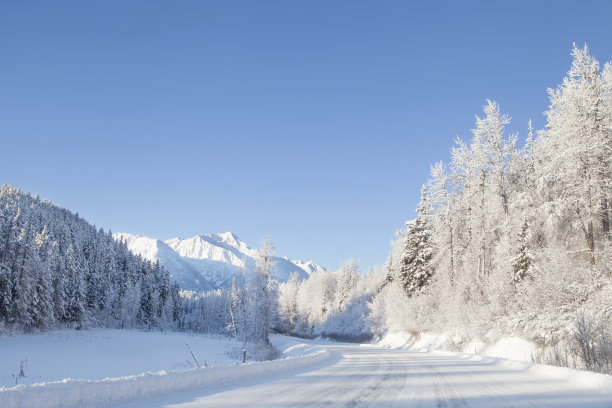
[512,222,533,283]
[64,245,85,328]
[0,185,181,333]
[399,186,434,296]
[10,216,38,330]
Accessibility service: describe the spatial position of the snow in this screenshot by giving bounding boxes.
[0,329,236,388]
[113,338,612,408]
[288,259,327,275]
[114,232,326,291]
[375,331,612,397]
[0,330,329,408]
[113,233,216,292]
[376,331,538,362]
[3,330,612,408]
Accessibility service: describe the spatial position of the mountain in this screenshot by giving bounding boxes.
[113,233,217,292]
[114,232,326,292]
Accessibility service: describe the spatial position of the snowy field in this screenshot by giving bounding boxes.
[0,329,239,388]
[0,329,328,408]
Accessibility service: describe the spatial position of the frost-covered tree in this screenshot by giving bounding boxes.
[64,245,85,328]
[251,238,275,345]
[428,161,455,285]
[229,267,249,343]
[334,259,360,312]
[0,185,182,333]
[277,272,300,333]
[399,186,434,296]
[538,44,610,266]
[512,222,533,283]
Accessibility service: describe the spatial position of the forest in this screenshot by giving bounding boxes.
[0,185,183,332]
[273,44,612,374]
[1,44,611,374]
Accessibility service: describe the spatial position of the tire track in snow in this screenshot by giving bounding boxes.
[110,340,612,408]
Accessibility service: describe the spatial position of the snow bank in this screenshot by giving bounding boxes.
[1,342,330,408]
[376,331,612,391]
[375,331,537,361]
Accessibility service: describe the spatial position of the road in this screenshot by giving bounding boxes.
[114,341,612,408]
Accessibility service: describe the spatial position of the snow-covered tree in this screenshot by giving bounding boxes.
[334,259,360,312]
[512,222,533,283]
[251,238,275,345]
[0,185,181,333]
[398,186,434,296]
[428,161,455,285]
[229,267,249,343]
[539,44,610,266]
[277,272,300,333]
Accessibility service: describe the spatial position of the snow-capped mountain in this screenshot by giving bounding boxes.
[113,233,217,292]
[114,232,326,292]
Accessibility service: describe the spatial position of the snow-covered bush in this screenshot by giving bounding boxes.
[570,313,612,374]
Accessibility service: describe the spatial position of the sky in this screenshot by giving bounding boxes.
[1,1,612,271]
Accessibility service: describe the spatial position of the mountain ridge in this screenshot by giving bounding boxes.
[114,232,326,292]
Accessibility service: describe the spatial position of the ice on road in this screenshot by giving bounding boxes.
[114,341,612,408]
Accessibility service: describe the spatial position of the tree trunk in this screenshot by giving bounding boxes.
[449,224,455,286]
[585,168,596,265]
[601,197,610,238]
[588,220,595,265]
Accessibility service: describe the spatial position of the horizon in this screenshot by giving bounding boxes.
[2,1,612,271]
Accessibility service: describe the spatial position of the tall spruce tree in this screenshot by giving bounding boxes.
[399,186,434,296]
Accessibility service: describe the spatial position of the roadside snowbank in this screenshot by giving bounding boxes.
[0,332,330,408]
[376,331,537,361]
[376,331,612,391]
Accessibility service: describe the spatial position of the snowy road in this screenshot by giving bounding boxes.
[114,341,612,408]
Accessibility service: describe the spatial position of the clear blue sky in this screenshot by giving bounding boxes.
[1,1,611,271]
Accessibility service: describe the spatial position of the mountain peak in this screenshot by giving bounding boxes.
[116,231,325,291]
[218,231,241,242]
[195,231,244,248]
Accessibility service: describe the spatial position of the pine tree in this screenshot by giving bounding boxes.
[512,222,533,283]
[398,186,434,296]
[32,226,54,328]
[10,215,38,330]
[64,245,85,328]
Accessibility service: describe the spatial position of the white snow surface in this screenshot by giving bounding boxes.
[113,233,217,292]
[376,331,539,362]
[114,232,326,291]
[0,329,237,388]
[0,330,329,408]
[116,337,612,408]
[3,330,612,408]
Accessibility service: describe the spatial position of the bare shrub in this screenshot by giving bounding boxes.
[570,313,612,374]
